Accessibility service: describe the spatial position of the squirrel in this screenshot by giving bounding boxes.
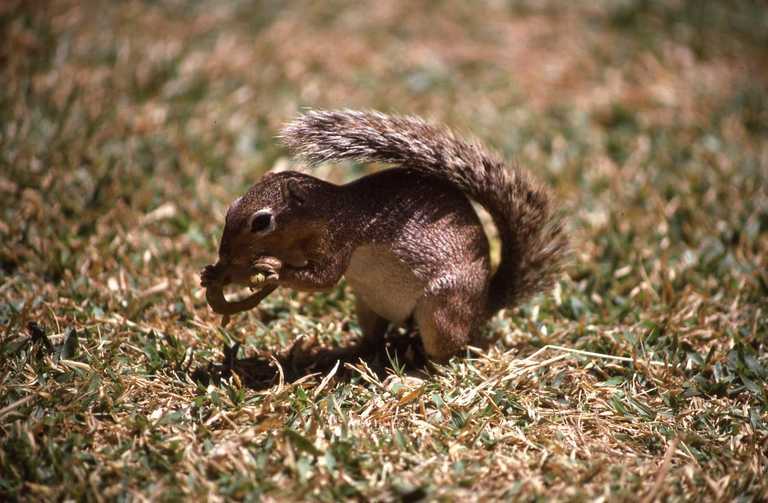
[200,110,568,362]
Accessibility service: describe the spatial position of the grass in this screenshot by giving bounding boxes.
[1,0,767,500]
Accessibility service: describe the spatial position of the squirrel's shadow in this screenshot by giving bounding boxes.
[191,330,429,390]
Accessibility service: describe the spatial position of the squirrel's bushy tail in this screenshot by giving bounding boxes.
[280,109,568,312]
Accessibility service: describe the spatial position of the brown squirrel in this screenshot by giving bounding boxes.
[200,110,568,362]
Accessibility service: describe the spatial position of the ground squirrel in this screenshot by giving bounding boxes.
[200,110,568,362]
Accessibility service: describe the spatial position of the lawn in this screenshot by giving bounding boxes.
[1,0,767,500]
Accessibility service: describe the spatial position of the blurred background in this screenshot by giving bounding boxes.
[2,0,765,331]
[3,0,768,381]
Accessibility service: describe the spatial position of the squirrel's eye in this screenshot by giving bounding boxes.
[249,211,274,233]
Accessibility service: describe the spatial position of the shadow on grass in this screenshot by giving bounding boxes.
[192,329,429,390]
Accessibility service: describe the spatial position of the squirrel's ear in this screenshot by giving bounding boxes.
[284,179,307,206]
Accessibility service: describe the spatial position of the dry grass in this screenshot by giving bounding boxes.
[1,0,767,500]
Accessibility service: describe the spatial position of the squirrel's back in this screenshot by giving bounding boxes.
[280,109,568,313]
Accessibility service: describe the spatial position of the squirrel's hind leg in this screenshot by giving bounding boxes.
[414,288,481,363]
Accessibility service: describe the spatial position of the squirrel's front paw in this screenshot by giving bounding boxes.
[249,257,282,287]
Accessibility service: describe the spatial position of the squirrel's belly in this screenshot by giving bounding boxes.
[345,245,425,324]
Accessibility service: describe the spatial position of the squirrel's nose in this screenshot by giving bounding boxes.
[208,261,231,283]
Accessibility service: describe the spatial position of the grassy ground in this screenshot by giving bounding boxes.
[1,0,767,500]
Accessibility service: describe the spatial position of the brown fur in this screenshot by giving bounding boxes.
[202,110,568,362]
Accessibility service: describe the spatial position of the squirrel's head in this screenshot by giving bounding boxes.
[212,171,324,284]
